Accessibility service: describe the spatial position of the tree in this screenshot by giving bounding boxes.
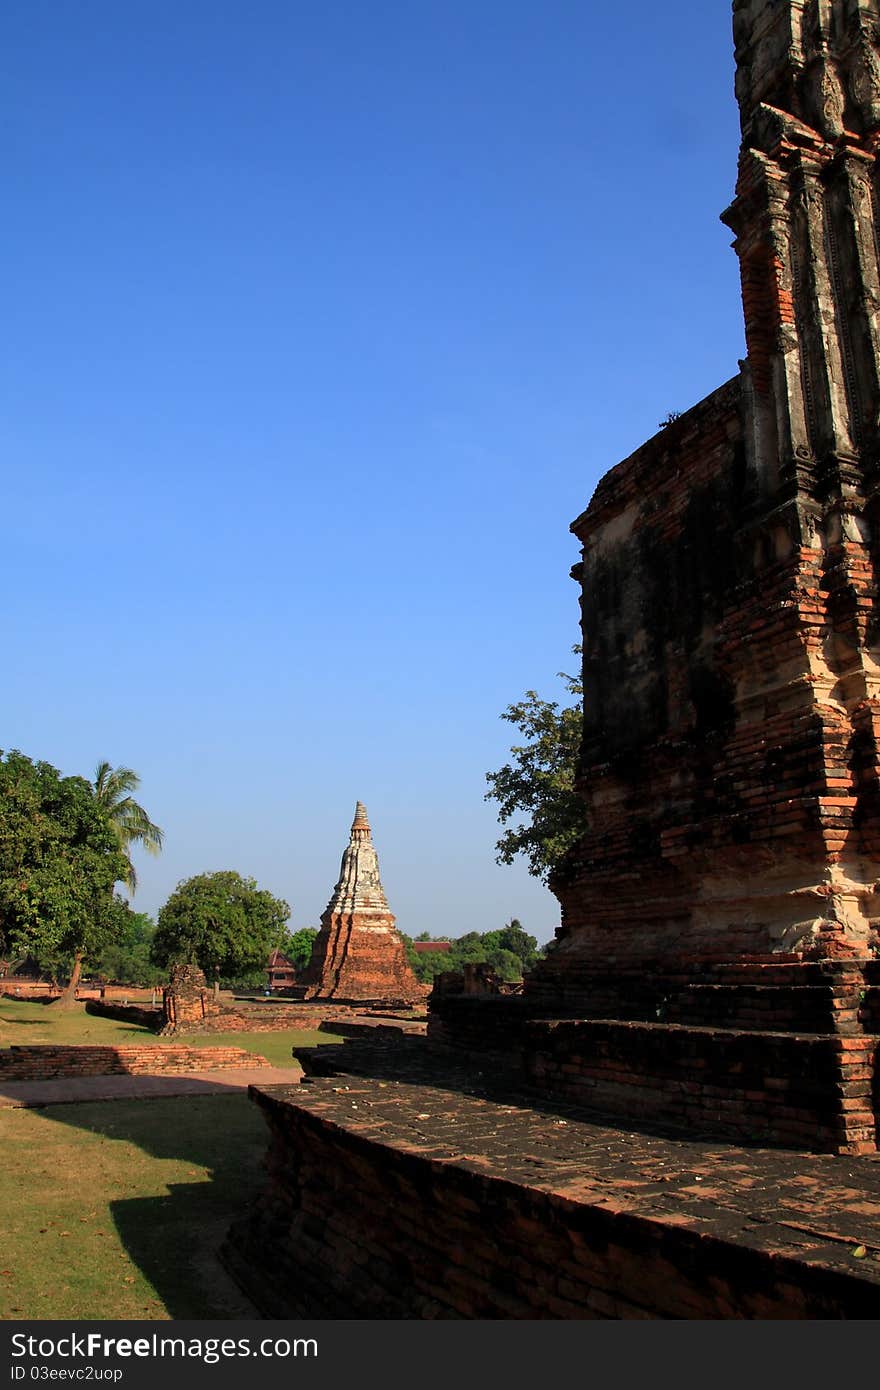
[485,650,583,883]
[92,762,163,894]
[0,750,128,1003]
[92,901,163,986]
[400,922,543,985]
[478,922,539,967]
[285,926,318,972]
[151,871,290,988]
[489,948,523,983]
[492,919,540,968]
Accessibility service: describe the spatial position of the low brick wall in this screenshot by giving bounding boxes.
[202,1005,339,1033]
[223,1080,880,1318]
[522,1019,878,1154]
[0,1044,272,1080]
[188,1003,422,1034]
[427,995,533,1054]
[430,961,877,1044]
[85,1001,161,1030]
[1,983,156,1003]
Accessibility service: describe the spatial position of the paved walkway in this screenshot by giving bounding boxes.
[0,1066,302,1108]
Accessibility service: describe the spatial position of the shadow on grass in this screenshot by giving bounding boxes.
[10,1082,302,1318]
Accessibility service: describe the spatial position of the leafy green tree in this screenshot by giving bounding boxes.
[408,950,454,984]
[488,919,539,968]
[285,926,318,971]
[92,902,163,986]
[490,948,523,983]
[92,762,163,893]
[401,920,543,985]
[0,750,128,1003]
[152,871,290,989]
[485,650,583,883]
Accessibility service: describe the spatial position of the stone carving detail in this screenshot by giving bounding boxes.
[848,27,880,127]
[814,52,848,136]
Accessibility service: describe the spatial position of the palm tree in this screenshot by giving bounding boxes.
[93,761,164,893]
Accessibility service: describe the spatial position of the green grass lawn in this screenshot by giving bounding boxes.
[0,1095,271,1319]
[0,998,348,1318]
[0,997,157,1047]
[0,996,343,1066]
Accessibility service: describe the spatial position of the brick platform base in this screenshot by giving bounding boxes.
[429,960,880,1155]
[223,1045,880,1319]
[523,1020,877,1154]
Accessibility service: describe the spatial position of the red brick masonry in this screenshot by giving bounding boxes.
[523,1020,877,1155]
[429,960,880,1154]
[223,1042,880,1318]
[0,1045,272,1080]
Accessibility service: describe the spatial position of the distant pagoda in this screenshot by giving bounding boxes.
[300,802,424,1002]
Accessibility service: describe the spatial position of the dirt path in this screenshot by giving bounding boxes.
[0,1065,301,1108]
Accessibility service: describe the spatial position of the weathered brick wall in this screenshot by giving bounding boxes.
[431,960,874,1046]
[427,995,533,1054]
[85,1001,161,1030]
[161,964,217,1033]
[303,913,427,1004]
[522,1019,877,1155]
[171,1002,422,1033]
[542,2,880,981]
[536,373,880,982]
[199,1007,322,1032]
[429,962,879,1154]
[223,1083,880,1318]
[0,1044,272,1080]
[1,983,158,1002]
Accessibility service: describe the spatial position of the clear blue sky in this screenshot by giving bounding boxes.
[4,2,745,944]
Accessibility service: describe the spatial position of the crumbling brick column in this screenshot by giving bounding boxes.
[160,963,221,1034]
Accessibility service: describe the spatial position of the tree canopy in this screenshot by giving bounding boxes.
[401,919,543,985]
[479,919,540,969]
[484,650,583,883]
[284,927,318,972]
[92,762,163,893]
[0,750,128,988]
[93,901,164,986]
[151,870,290,979]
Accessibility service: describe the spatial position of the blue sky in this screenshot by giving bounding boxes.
[4,2,745,943]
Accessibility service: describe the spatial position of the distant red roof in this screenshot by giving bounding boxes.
[412,941,452,954]
[268,949,296,971]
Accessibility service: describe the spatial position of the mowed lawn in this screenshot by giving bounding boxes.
[1,1095,270,1318]
[0,996,345,1318]
[0,995,344,1067]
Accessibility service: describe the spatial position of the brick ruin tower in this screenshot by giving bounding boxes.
[433,0,880,1154]
[300,802,423,1003]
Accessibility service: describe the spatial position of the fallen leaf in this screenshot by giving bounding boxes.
[852,1245,868,1259]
